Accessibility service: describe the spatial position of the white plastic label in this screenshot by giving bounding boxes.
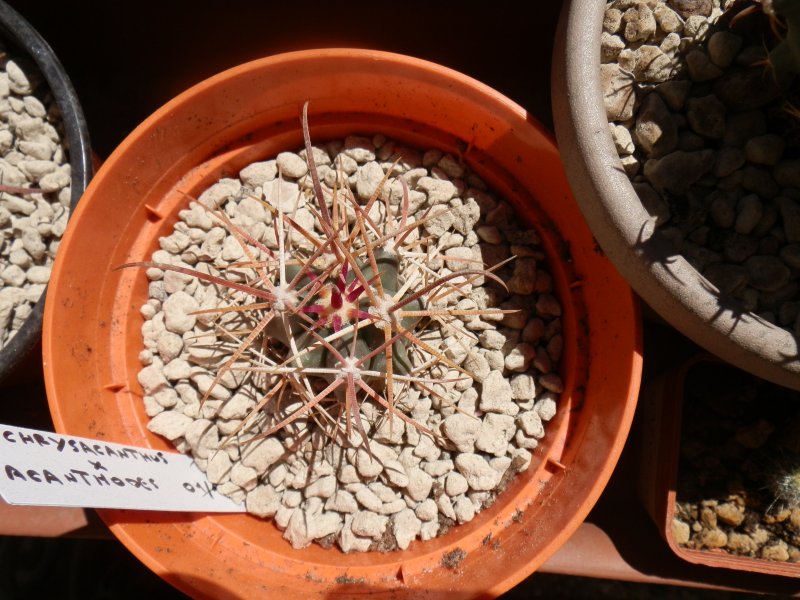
[0,425,244,512]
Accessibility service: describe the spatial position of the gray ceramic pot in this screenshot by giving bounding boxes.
[551,0,800,390]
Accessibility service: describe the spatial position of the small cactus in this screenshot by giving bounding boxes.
[123,103,514,452]
[770,466,800,509]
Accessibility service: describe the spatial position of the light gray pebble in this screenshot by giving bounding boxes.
[189,367,231,400]
[38,167,70,192]
[742,166,778,199]
[147,410,192,441]
[463,350,491,382]
[240,437,284,473]
[714,147,745,178]
[162,358,191,381]
[156,331,184,362]
[602,33,626,63]
[536,294,562,317]
[481,350,505,371]
[633,181,671,225]
[246,485,281,518]
[422,459,454,478]
[745,255,791,292]
[25,265,50,284]
[644,149,714,195]
[602,64,636,122]
[745,135,785,166]
[610,122,635,156]
[709,192,736,228]
[20,159,55,180]
[219,392,255,420]
[442,413,481,453]
[162,291,199,334]
[453,496,476,524]
[355,448,384,478]
[511,373,536,401]
[735,195,764,235]
[684,14,711,39]
[780,244,800,269]
[276,152,308,178]
[354,160,385,201]
[406,467,433,502]
[707,31,743,68]
[6,60,32,94]
[654,4,683,33]
[343,136,376,163]
[20,227,46,260]
[454,453,501,491]
[304,474,337,499]
[774,160,800,189]
[415,498,438,521]
[185,419,218,458]
[539,373,565,394]
[518,411,545,438]
[480,370,515,413]
[338,517,372,553]
[393,509,422,550]
[445,472,469,497]
[686,95,726,139]
[604,8,623,33]
[633,45,674,83]
[230,463,258,491]
[660,32,682,55]
[622,5,657,42]
[475,413,516,456]
[515,430,539,450]
[325,490,358,513]
[350,511,388,539]
[436,493,457,520]
[137,362,168,395]
[505,343,536,372]
[686,49,722,81]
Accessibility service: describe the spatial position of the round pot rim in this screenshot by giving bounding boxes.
[43,47,642,597]
[551,0,800,390]
[0,0,92,384]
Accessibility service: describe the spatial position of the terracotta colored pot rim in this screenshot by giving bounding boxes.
[551,0,800,390]
[44,48,641,598]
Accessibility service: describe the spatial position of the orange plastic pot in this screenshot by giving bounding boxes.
[43,49,641,598]
[639,355,800,578]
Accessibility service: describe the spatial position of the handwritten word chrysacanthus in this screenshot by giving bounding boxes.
[1,429,168,464]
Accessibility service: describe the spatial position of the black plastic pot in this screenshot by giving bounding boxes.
[0,0,92,385]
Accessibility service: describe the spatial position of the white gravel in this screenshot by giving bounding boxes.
[0,44,72,348]
[138,134,565,552]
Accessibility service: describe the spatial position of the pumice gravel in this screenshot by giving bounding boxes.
[0,40,72,348]
[603,0,800,337]
[138,134,565,552]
